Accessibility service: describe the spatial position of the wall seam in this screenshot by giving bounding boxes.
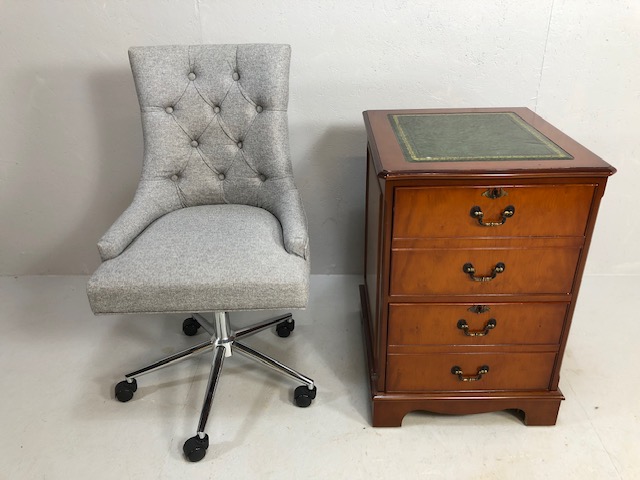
[535,0,556,113]
[194,0,203,42]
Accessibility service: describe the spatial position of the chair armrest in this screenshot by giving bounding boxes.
[263,185,309,260]
[97,181,179,261]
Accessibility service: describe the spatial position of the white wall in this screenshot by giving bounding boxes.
[1,0,638,275]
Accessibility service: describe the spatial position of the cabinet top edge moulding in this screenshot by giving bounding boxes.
[363,107,616,179]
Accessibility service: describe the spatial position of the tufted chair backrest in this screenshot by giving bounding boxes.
[96,44,308,262]
[128,43,294,209]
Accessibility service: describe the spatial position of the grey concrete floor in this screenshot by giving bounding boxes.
[1,275,638,479]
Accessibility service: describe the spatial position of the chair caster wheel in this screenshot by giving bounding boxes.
[294,385,316,407]
[276,318,295,338]
[182,317,201,336]
[115,379,137,402]
[183,434,209,462]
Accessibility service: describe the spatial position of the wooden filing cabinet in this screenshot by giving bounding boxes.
[360,108,615,427]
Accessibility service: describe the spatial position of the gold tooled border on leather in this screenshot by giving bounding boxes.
[389,112,574,162]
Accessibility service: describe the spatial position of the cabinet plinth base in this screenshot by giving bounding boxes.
[370,393,563,427]
[359,285,563,427]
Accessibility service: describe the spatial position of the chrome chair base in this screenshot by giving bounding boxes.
[114,312,316,462]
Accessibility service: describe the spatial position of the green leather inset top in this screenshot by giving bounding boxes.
[389,112,573,162]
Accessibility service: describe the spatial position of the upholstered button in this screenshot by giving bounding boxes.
[256,105,263,113]
[170,174,179,182]
[237,141,243,149]
[218,173,226,180]
[165,106,174,114]
[232,72,240,81]
[188,72,196,80]
[213,106,221,113]
[191,140,199,147]
[258,174,266,182]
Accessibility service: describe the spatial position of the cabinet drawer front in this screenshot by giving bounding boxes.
[388,303,567,346]
[393,185,594,239]
[390,247,580,296]
[387,352,557,392]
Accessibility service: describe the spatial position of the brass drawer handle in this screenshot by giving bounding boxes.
[451,365,490,382]
[463,262,505,282]
[470,205,515,226]
[457,318,497,336]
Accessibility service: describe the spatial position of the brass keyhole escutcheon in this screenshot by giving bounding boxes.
[482,187,508,199]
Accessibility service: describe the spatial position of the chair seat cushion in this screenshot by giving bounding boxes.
[87,205,309,314]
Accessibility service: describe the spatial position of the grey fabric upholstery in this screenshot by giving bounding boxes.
[88,44,309,315]
[88,205,309,313]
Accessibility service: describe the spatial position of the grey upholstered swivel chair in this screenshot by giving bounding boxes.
[87,44,315,462]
